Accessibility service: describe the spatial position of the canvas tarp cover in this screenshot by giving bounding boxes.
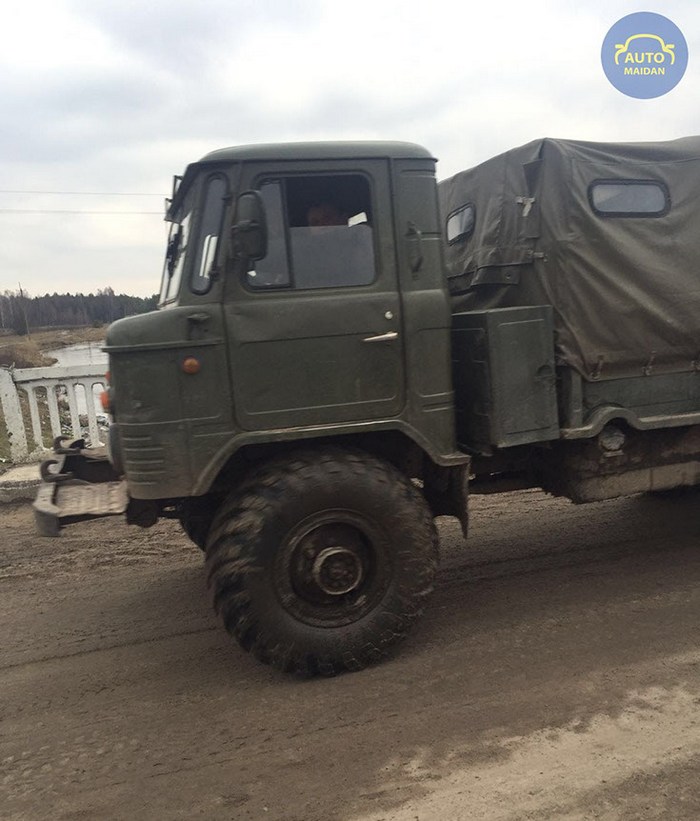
[438,136,700,380]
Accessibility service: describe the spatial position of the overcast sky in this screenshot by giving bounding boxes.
[1,0,698,298]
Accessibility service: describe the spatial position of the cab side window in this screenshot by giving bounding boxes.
[247,174,376,290]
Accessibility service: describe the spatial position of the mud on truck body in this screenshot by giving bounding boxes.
[35,136,700,674]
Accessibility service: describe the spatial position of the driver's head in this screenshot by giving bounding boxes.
[307,203,347,227]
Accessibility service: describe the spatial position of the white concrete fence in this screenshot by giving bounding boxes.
[0,364,108,462]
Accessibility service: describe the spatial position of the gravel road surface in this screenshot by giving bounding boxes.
[2,488,700,819]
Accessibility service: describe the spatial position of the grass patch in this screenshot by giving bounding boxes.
[0,326,106,368]
[0,340,56,369]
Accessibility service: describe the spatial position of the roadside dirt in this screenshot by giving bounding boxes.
[2,488,700,820]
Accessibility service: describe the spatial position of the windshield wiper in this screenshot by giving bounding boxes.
[165,225,183,277]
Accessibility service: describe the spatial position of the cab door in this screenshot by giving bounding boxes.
[224,161,405,431]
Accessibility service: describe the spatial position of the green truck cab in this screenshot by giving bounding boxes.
[35,136,700,674]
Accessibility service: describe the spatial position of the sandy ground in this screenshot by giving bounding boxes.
[2,488,700,820]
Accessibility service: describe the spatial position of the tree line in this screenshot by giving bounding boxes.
[0,288,158,334]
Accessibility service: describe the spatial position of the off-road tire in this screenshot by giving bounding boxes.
[205,448,439,675]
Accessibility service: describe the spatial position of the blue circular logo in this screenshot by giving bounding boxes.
[601,12,688,98]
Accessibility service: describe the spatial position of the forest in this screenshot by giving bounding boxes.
[0,288,158,334]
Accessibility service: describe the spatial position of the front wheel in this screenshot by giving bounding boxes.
[205,448,439,675]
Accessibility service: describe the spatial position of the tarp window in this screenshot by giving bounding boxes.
[589,180,670,217]
[446,203,475,243]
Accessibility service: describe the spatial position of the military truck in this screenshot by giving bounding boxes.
[35,136,700,675]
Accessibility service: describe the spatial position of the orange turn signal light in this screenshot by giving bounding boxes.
[100,389,112,413]
[182,356,201,375]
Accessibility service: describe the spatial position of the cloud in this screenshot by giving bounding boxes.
[0,0,698,297]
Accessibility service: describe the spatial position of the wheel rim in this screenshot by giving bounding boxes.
[273,511,392,628]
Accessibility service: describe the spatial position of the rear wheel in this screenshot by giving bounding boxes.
[205,448,439,675]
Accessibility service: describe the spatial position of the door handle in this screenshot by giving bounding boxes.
[363,332,399,343]
[187,312,210,324]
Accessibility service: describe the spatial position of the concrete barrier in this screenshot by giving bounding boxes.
[0,365,107,463]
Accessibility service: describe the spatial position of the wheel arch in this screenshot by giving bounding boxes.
[193,430,469,540]
[192,423,468,498]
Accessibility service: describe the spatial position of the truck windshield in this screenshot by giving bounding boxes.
[160,195,193,305]
[159,174,228,304]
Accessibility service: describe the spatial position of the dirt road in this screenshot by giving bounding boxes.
[2,489,700,820]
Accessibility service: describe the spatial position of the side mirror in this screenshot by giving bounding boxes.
[231,190,267,261]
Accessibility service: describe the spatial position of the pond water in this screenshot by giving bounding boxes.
[46,341,108,368]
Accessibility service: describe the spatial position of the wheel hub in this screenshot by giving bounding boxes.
[311,546,364,596]
[276,515,390,627]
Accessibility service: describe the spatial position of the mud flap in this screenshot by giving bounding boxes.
[33,437,129,536]
[423,460,470,540]
[450,463,470,540]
